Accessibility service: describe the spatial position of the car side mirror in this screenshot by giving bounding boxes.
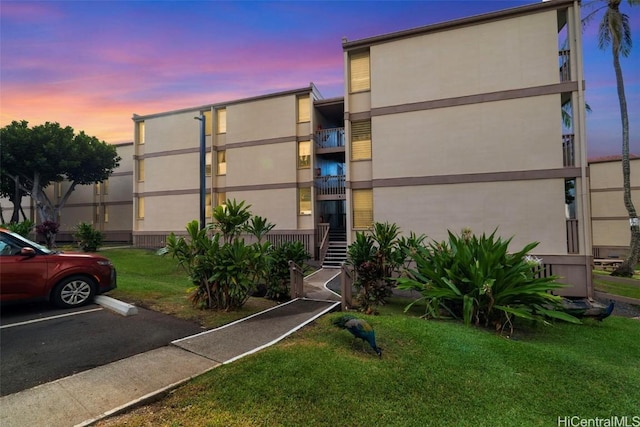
[20,247,36,257]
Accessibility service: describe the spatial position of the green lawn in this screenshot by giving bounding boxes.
[95,249,640,427]
[592,270,640,300]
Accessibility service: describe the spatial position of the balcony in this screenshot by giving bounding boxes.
[559,50,571,82]
[563,134,575,167]
[315,175,346,198]
[314,128,345,150]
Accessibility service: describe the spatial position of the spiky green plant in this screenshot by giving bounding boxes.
[397,229,580,333]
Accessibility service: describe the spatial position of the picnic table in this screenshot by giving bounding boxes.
[593,259,623,271]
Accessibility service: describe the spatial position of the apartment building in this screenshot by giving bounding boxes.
[341,0,591,296]
[132,0,591,296]
[0,142,133,244]
[590,157,640,259]
[52,142,134,243]
[132,86,337,254]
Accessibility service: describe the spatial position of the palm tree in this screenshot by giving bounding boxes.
[584,0,639,276]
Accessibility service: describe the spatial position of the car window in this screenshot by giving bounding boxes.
[2,230,52,254]
[0,235,21,256]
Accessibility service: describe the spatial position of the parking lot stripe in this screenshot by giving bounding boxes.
[0,307,104,329]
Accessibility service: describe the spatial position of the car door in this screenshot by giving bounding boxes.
[0,235,50,302]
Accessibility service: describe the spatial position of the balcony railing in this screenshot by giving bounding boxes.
[559,50,571,82]
[315,175,346,196]
[563,134,575,167]
[314,128,345,149]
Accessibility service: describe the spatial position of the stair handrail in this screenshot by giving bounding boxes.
[288,260,305,299]
[319,224,330,265]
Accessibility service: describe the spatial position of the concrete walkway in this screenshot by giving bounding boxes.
[0,269,342,427]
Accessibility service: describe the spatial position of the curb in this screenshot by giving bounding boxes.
[95,295,138,316]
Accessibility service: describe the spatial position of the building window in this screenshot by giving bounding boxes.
[205,193,212,218]
[298,140,311,169]
[217,150,226,175]
[206,152,212,177]
[203,110,212,136]
[299,187,312,215]
[95,180,109,196]
[94,205,100,224]
[351,120,372,160]
[137,159,145,181]
[104,205,109,223]
[352,189,373,228]
[216,192,226,207]
[55,182,63,200]
[137,121,145,144]
[216,108,227,134]
[137,197,145,219]
[297,95,310,123]
[349,50,370,93]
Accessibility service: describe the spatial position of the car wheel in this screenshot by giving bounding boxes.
[52,275,96,308]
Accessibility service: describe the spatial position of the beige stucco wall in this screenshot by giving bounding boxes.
[227,188,299,230]
[144,152,199,193]
[227,95,297,143]
[370,10,558,107]
[226,143,296,187]
[373,178,568,254]
[144,111,201,153]
[139,193,199,231]
[372,95,563,178]
[590,159,640,252]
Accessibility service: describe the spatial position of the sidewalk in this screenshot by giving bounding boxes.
[0,269,342,427]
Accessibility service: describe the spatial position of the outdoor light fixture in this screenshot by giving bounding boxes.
[194,115,206,229]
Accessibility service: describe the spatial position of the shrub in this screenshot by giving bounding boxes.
[346,222,411,314]
[265,241,311,301]
[3,220,34,237]
[163,200,274,311]
[397,229,580,334]
[36,220,59,248]
[74,222,104,252]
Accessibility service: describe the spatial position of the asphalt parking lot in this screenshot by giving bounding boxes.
[0,301,205,396]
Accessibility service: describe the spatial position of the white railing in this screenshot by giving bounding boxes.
[559,50,571,82]
[314,128,345,149]
[315,175,346,196]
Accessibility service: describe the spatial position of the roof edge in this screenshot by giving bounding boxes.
[342,0,576,50]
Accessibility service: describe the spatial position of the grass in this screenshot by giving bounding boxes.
[96,298,640,427]
[592,269,640,300]
[93,248,640,427]
[100,248,277,328]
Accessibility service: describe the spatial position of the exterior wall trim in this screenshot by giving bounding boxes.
[226,136,296,149]
[348,167,584,189]
[369,82,579,117]
[342,0,574,50]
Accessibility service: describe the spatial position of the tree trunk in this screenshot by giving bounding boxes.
[10,176,22,223]
[611,42,638,277]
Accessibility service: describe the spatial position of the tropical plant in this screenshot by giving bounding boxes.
[74,221,104,252]
[211,199,251,243]
[265,241,311,301]
[346,222,406,314]
[164,207,271,311]
[396,229,581,334]
[583,0,639,276]
[35,220,59,248]
[2,220,34,237]
[246,215,275,243]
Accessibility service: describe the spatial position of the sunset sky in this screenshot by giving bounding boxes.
[1,0,638,159]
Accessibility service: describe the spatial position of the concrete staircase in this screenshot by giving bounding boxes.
[322,228,348,268]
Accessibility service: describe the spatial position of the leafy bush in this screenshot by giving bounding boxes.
[74,222,104,252]
[163,200,274,311]
[347,222,413,314]
[3,220,34,237]
[265,241,311,301]
[36,220,59,248]
[397,229,580,333]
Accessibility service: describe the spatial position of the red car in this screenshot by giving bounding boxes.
[0,228,116,308]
